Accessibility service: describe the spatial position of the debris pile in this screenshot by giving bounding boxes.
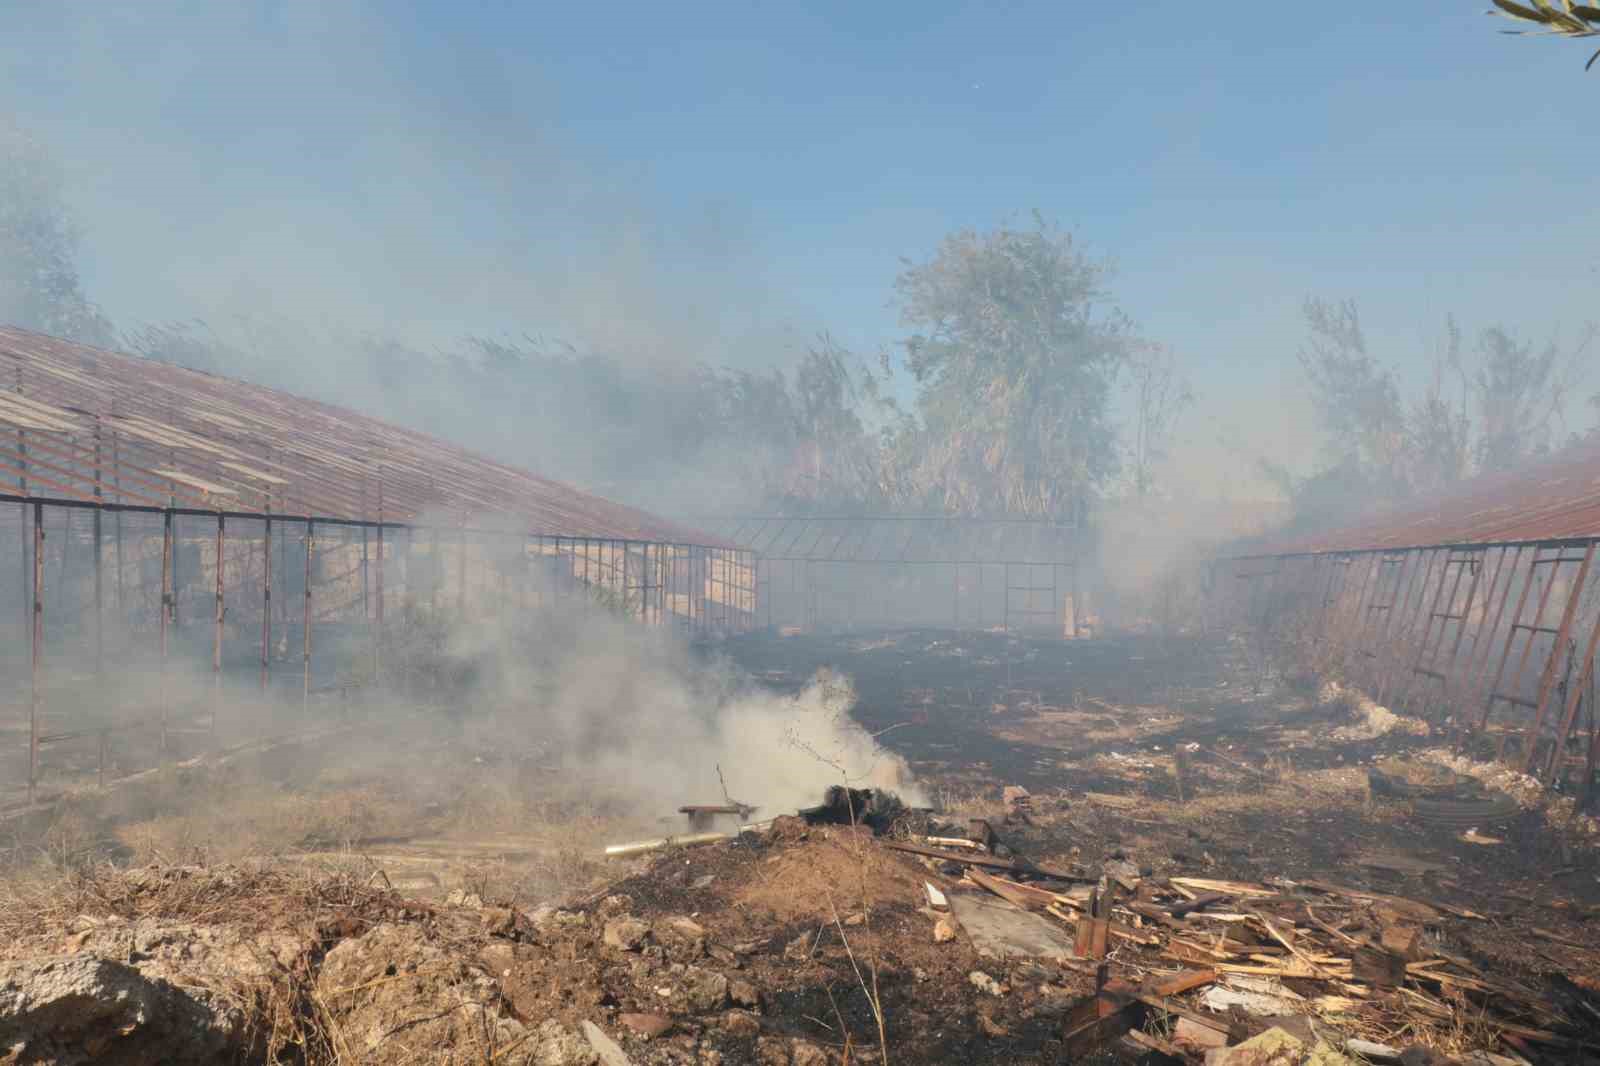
[872,811,1598,1064]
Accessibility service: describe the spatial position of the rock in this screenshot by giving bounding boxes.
[756,1034,792,1065]
[842,913,866,927]
[676,967,730,1013]
[968,970,1006,997]
[318,923,525,1055]
[598,894,634,915]
[717,1010,762,1038]
[0,952,243,1064]
[792,1039,831,1065]
[933,918,958,943]
[581,1020,635,1066]
[604,918,651,952]
[532,1019,600,1066]
[618,1012,674,1039]
[701,1050,724,1066]
[656,917,708,960]
[445,888,485,908]
[1345,1040,1402,1062]
[728,978,761,1009]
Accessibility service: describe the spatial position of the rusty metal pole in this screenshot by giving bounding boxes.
[1523,542,1594,772]
[212,514,225,744]
[374,516,384,687]
[303,518,314,714]
[1546,568,1600,782]
[159,509,173,762]
[261,505,273,696]
[28,501,43,805]
[93,426,103,680]
[457,525,467,617]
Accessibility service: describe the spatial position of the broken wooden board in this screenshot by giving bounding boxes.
[947,889,1080,961]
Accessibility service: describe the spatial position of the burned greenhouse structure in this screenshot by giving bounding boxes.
[0,326,757,810]
[1219,438,1600,801]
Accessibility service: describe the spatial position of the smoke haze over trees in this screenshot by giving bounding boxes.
[1264,296,1597,532]
[5,110,1598,547]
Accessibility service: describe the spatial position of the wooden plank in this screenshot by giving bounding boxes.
[879,840,1091,881]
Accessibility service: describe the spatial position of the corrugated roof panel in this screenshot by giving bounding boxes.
[0,324,728,547]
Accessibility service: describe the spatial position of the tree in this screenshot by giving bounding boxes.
[1283,296,1595,527]
[1124,341,1193,498]
[0,120,112,345]
[1490,0,1600,70]
[1296,298,1408,492]
[889,214,1134,519]
[1470,323,1589,469]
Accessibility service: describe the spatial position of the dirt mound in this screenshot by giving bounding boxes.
[0,826,1101,1065]
[0,953,241,1065]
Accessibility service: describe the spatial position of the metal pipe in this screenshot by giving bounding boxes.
[603,825,769,859]
[303,518,314,713]
[93,426,103,680]
[261,504,273,696]
[159,509,172,760]
[374,485,384,686]
[29,501,43,804]
[213,514,225,744]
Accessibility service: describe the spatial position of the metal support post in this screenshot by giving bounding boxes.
[213,514,225,743]
[261,506,273,696]
[303,518,314,713]
[28,501,43,805]
[159,509,173,760]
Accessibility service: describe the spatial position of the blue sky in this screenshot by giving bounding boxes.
[2,0,1596,496]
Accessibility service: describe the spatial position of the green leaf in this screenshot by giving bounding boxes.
[1492,0,1554,21]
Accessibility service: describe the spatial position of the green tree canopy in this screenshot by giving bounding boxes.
[888,215,1136,519]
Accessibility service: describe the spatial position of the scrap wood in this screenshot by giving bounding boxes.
[1148,969,1217,997]
[968,868,1049,912]
[1251,907,1337,980]
[1170,891,1230,918]
[1134,994,1237,1039]
[1124,1028,1187,1059]
[1109,922,1162,947]
[1171,877,1277,898]
[1219,961,1345,979]
[879,839,1092,881]
[1164,936,1234,962]
[1297,879,1440,923]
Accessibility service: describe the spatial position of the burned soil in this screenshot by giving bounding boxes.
[0,628,1597,1065]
